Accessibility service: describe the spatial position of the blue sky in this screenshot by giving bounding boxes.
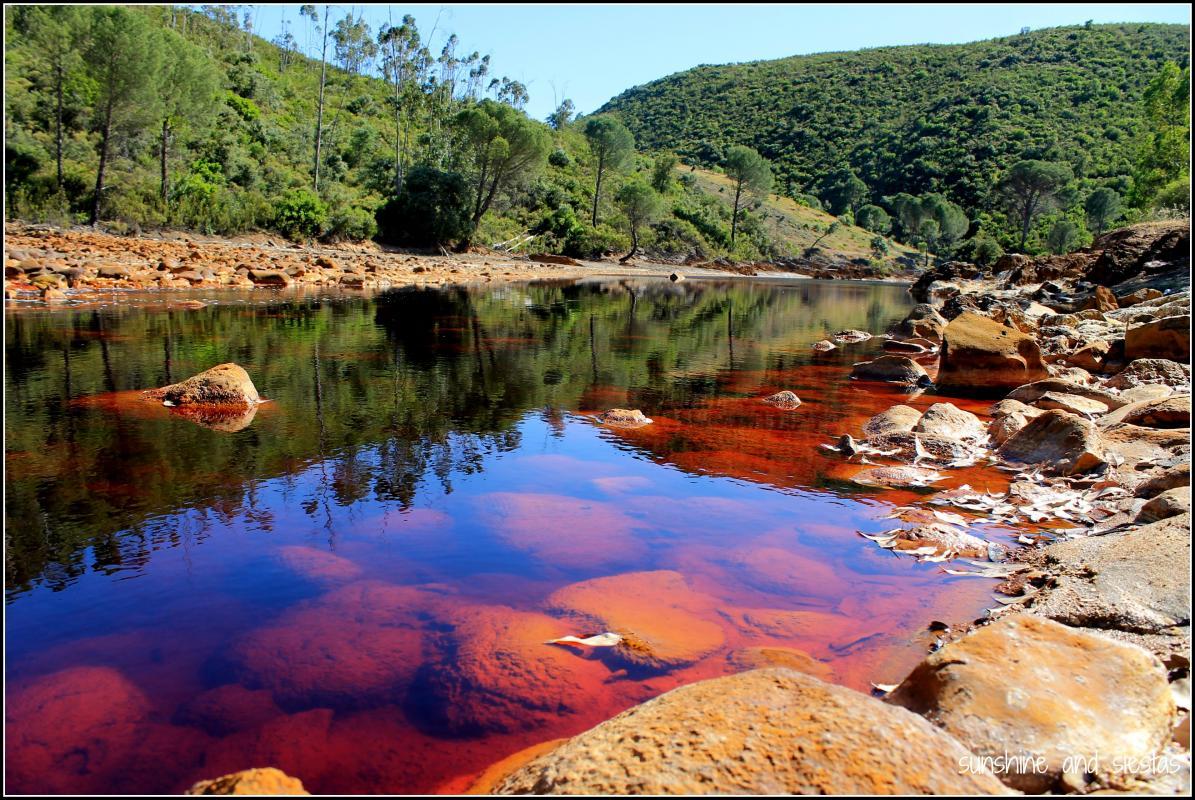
[247,3,1192,120]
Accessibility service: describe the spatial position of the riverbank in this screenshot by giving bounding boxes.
[446,219,1192,795]
[3,224,909,310]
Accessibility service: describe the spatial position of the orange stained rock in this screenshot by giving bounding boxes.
[420,604,617,734]
[545,570,726,670]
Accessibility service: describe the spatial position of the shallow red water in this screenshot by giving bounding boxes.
[5,279,1015,794]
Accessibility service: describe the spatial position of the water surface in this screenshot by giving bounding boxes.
[5,278,1010,794]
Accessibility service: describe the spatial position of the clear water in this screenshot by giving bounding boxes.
[4,278,1010,794]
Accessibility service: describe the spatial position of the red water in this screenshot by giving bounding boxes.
[4,280,1019,794]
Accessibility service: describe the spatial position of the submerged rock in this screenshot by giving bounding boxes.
[725,647,832,680]
[419,604,610,735]
[886,615,1176,793]
[6,666,153,793]
[230,581,432,710]
[937,312,1048,394]
[491,668,1011,795]
[545,570,723,671]
[146,363,260,406]
[186,767,308,795]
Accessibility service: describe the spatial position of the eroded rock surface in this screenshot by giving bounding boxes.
[938,312,1048,394]
[886,615,1176,793]
[187,768,308,795]
[146,363,260,406]
[491,668,1011,795]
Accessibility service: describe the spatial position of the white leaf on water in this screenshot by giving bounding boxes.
[545,632,623,647]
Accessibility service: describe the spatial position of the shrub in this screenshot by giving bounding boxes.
[375,166,471,248]
[793,193,823,210]
[548,148,571,168]
[971,236,1004,266]
[274,188,328,240]
[1152,177,1190,212]
[324,205,378,242]
[564,223,628,259]
[870,235,889,259]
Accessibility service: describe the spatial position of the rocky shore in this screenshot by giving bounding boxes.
[2,223,903,308]
[453,219,1191,796]
[1,224,740,306]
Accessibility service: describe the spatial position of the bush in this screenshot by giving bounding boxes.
[548,148,571,168]
[564,223,628,259]
[870,235,889,259]
[375,166,471,248]
[793,193,823,210]
[324,205,378,242]
[1152,177,1190,213]
[274,188,328,240]
[971,236,1004,266]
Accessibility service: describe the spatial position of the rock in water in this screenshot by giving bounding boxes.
[890,303,948,342]
[596,408,652,427]
[863,405,923,436]
[762,390,801,408]
[849,355,928,386]
[146,363,260,406]
[913,402,986,441]
[886,616,1176,793]
[833,329,873,344]
[187,768,308,795]
[937,312,1048,395]
[995,409,1105,475]
[491,668,1011,795]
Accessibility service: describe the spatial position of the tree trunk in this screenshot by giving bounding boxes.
[313,6,329,191]
[55,63,64,190]
[592,152,604,226]
[160,119,171,203]
[90,105,114,226]
[731,181,743,245]
[620,225,639,263]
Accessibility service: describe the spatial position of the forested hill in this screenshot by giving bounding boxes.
[598,23,1190,216]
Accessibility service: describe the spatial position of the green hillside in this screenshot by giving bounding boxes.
[3,5,913,265]
[600,23,1190,240]
[4,9,1188,262]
